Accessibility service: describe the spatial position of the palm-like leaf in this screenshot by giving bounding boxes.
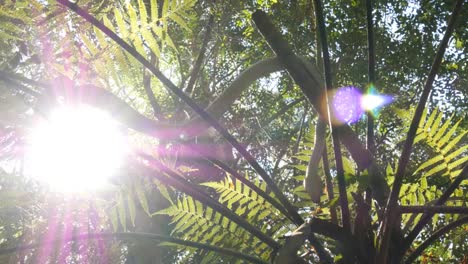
[413,108,467,179]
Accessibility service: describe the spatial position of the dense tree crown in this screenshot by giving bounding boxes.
[0,0,466,263]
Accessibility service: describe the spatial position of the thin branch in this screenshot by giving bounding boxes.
[322,148,338,224]
[399,205,468,214]
[56,0,303,227]
[311,0,337,226]
[404,217,468,264]
[378,0,464,261]
[292,103,308,155]
[185,14,214,95]
[143,54,164,120]
[401,163,468,253]
[311,0,351,232]
[0,232,267,264]
[365,0,376,155]
[263,98,305,131]
[245,97,306,153]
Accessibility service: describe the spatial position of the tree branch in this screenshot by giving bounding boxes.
[378,0,464,261]
[0,232,267,264]
[185,15,214,95]
[322,148,338,224]
[399,205,468,214]
[311,0,351,233]
[143,53,165,120]
[365,0,376,155]
[404,217,468,264]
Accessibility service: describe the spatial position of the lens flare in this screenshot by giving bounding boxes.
[361,85,394,115]
[332,86,363,124]
[331,86,393,124]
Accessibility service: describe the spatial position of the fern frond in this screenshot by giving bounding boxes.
[413,108,467,179]
[202,178,280,222]
[155,195,270,257]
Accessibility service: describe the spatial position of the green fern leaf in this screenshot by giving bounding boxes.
[414,154,444,174]
[127,192,136,227]
[423,109,438,132]
[169,12,191,31]
[429,111,444,137]
[432,114,453,143]
[110,206,119,232]
[447,156,468,171]
[150,0,159,20]
[445,145,468,163]
[118,193,127,231]
[137,0,148,26]
[127,3,139,33]
[437,119,461,148]
[134,179,151,215]
[441,131,467,154]
[423,163,448,178]
[114,9,129,38]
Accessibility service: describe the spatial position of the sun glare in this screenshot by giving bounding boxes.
[26,106,128,193]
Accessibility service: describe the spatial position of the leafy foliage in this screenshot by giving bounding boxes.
[413,108,467,179]
[156,192,273,262]
[0,0,467,263]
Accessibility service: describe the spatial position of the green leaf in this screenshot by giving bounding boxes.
[429,110,443,137]
[432,114,453,143]
[441,131,467,154]
[447,156,468,171]
[455,38,463,49]
[437,119,461,148]
[161,0,169,17]
[423,163,448,178]
[414,154,444,174]
[137,0,148,26]
[118,194,127,231]
[135,180,151,215]
[386,163,394,176]
[114,9,129,38]
[110,206,119,232]
[155,180,174,205]
[420,177,427,189]
[127,3,139,33]
[342,157,355,175]
[423,109,438,132]
[169,13,191,31]
[150,0,159,20]
[128,193,136,227]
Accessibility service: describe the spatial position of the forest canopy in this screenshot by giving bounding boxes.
[0,0,466,263]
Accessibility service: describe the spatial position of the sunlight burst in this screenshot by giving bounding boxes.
[26,106,128,193]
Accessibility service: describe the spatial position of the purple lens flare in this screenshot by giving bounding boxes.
[331,86,393,124]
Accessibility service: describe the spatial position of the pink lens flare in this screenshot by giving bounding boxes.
[331,86,393,124]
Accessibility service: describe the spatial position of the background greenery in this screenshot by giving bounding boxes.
[0,0,466,263]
